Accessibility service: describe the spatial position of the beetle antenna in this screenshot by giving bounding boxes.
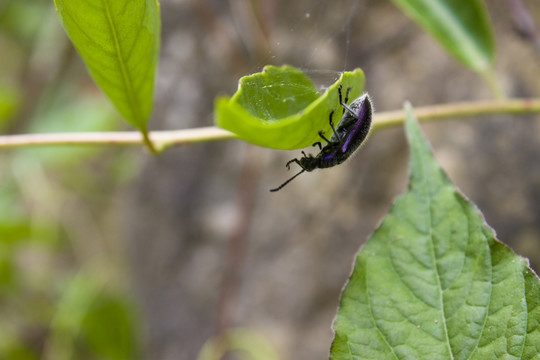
[269,169,306,192]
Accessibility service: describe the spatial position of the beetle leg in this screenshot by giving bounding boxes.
[338,86,352,114]
[286,158,302,170]
[318,130,333,144]
[344,87,351,106]
[312,141,322,150]
[328,110,342,143]
[340,102,357,119]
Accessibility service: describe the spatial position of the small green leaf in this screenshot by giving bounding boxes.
[47,273,139,359]
[389,0,495,72]
[330,104,540,359]
[53,0,160,132]
[2,344,38,360]
[215,65,365,150]
[0,84,21,130]
[82,294,138,360]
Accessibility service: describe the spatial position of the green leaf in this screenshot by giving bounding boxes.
[47,273,139,359]
[2,344,38,360]
[0,253,15,293]
[82,294,139,360]
[0,84,21,130]
[330,104,540,359]
[388,0,495,73]
[215,65,365,150]
[197,328,279,360]
[53,0,160,132]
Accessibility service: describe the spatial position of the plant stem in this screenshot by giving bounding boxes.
[0,127,236,151]
[1,98,539,151]
[140,128,158,154]
[372,98,540,131]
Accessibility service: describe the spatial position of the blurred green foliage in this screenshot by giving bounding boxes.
[0,85,21,130]
[0,1,142,359]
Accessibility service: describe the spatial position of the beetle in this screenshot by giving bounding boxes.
[270,86,373,192]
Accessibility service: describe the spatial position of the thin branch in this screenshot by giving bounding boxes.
[1,98,539,151]
[372,98,540,131]
[0,127,236,152]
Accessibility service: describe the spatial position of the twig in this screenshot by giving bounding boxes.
[372,98,540,131]
[1,98,540,151]
[0,126,236,152]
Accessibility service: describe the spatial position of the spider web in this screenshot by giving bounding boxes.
[239,0,366,95]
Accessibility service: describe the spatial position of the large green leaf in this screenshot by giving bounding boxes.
[53,0,160,132]
[215,65,365,150]
[330,105,540,359]
[389,0,495,73]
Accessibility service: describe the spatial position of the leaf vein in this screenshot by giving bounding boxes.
[366,258,401,360]
[101,0,142,125]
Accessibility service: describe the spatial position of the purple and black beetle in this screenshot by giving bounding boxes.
[270,86,373,192]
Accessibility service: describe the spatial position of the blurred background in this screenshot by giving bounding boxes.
[1,0,540,359]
